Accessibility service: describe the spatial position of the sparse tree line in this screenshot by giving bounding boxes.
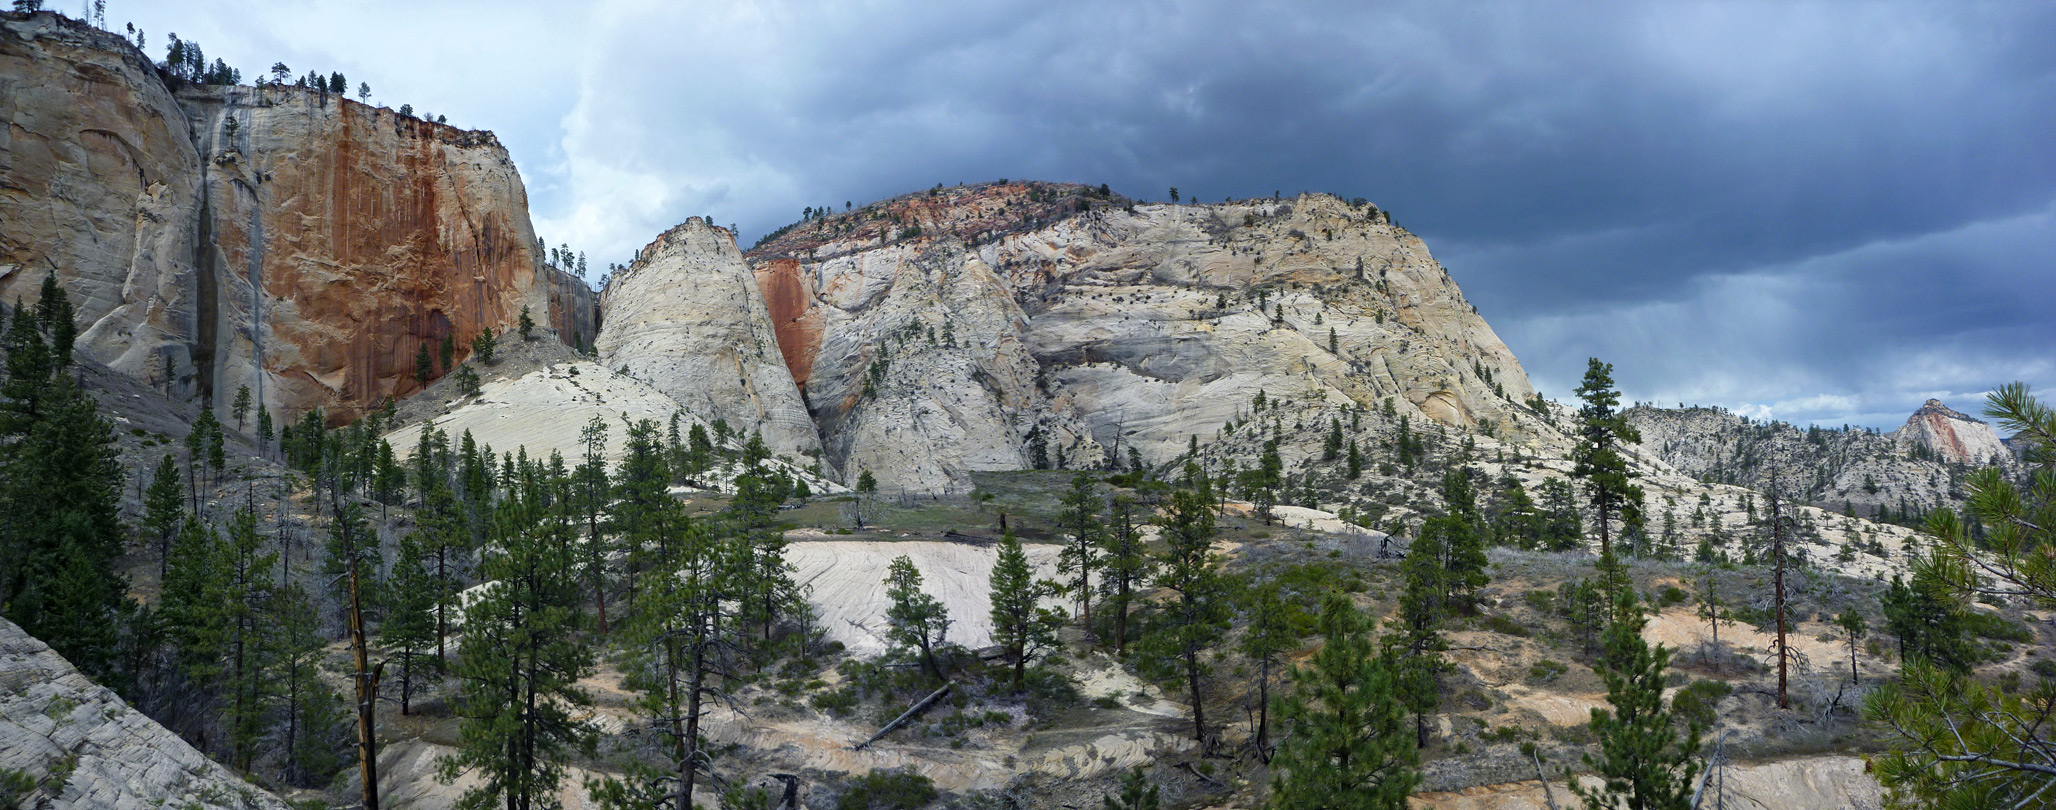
[4,266,2052,808]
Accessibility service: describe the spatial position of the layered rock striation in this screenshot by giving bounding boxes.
[744,182,1536,491]
[0,11,593,424]
[0,618,292,810]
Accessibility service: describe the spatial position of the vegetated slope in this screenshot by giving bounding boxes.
[0,11,594,425]
[1626,400,2019,521]
[736,181,1534,493]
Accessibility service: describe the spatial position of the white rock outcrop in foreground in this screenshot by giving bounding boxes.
[0,618,291,810]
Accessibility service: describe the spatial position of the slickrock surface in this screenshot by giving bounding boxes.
[0,618,291,810]
[786,537,1062,656]
[1893,398,2012,466]
[1412,755,1880,809]
[598,217,824,460]
[742,182,1535,492]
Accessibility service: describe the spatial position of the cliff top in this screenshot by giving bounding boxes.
[1910,398,1984,424]
[744,180,1128,261]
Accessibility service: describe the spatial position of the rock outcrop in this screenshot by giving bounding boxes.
[0,11,593,424]
[0,618,292,810]
[744,182,1535,491]
[1893,398,2011,466]
[0,12,206,387]
[597,218,822,460]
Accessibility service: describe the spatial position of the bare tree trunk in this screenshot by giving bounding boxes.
[1769,468,1789,710]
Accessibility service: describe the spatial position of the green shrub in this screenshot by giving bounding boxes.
[1656,585,1688,607]
[1527,659,1568,684]
[1670,679,1733,727]
[837,770,937,810]
[2030,658,2056,679]
[1963,611,2034,643]
[810,687,859,716]
[1479,613,1529,637]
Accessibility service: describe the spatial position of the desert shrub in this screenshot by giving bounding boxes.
[1670,679,1733,727]
[1656,584,1688,608]
[2031,658,2056,679]
[1527,659,1568,684]
[1963,611,2033,643]
[810,687,859,717]
[838,770,937,810]
[1479,613,1529,637]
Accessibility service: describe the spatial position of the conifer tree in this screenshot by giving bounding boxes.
[1571,358,1642,556]
[989,526,1063,692]
[1346,439,1362,479]
[592,479,742,810]
[1239,575,1304,761]
[214,508,277,770]
[439,333,456,372]
[415,342,433,386]
[575,415,611,632]
[1140,466,1232,741]
[884,555,951,683]
[230,384,251,430]
[1572,590,1702,810]
[471,327,496,364]
[1097,495,1152,653]
[1323,417,1343,461]
[1268,593,1419,809]
[272,579,347,786]
[518,305,534,340]
[145,453,184,579]
[441,479,596,810]
[257,407,274,457]
[1057,472,1102,630]
[1103,768,1161,810]
[381,532,438,715]
[0,336,127,679]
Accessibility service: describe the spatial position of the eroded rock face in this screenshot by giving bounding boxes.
[745,182,1535,491]
[597,218,822,459]
[0,618,292,810]
[1,12,593,425]
[177,85,577,423]
[0,12,205,389]
[1894,398,2012,466]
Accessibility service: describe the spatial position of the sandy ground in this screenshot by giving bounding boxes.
[1409,755,1881,810]
[788,539,1065,657]
[385,361,686,467]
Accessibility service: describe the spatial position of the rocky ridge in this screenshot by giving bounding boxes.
[737,182,1536,492]
[0,11,595,425]
[0,618,291,810]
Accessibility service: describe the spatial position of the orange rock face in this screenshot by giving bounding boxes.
[752,257,822,389]
[182,85,578,422]
[1,14,592,424]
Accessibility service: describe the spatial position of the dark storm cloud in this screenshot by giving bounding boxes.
[129,1,2056,428]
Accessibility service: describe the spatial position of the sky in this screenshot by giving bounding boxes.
[121,0,2056,430]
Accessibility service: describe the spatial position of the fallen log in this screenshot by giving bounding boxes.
[850,682,952,750]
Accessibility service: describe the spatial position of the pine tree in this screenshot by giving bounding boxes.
[230,384,251,430]
[145,453,184,580]
[518,305,535,340]
[1268,593,1419,809]
[257,407,273,457]
[36,274,74,370]
[217,508,276,770]
[1057,473,1102,630]
[1140,468,1232,742]
[381,533,438,715]
[591,481,742,810]
[440,481,596,809]
[1346,439,1362,479]
[1323,418,1343,461]
[989,526,1063,692]
[1834,608,1866,685]
[1103,768,1161,810]
[415,342,433,386]
[575,415,611,633]
[1572,590,1702,810]
[439,334,455,372]
[471,327,496,364]
[884,555,951,683]
[1097,495,1152,653]
[1571,358,1642,556]
[1239,575,1304,761]
[272,579,347,787]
